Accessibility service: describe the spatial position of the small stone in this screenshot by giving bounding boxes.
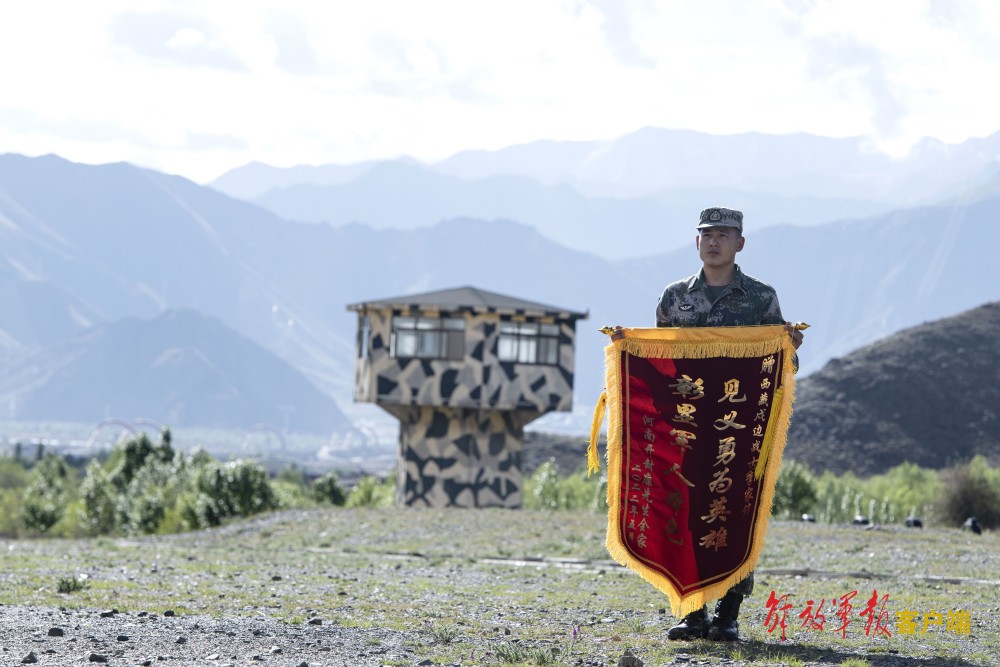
[117,635,129,642]
[48,627,65,637]
[307,618,323,626]
[617,649,644,667]
[417,660,434,666]
[271,575,283,581]
[206,655,220,660]
[176,636,187,644]
[297,663,309,667]
[163,610,176,617]
[269,646,282,655]
[251,655,264,661]
[138,611,148,617]
[99,610,116,618]
[21,652,38,664]
[88,653,109,663]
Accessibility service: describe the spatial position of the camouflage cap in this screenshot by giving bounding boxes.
[697,207,743,232]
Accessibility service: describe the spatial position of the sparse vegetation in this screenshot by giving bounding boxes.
[0,431,395,537]
[55,576,88,594]
[940,455,1000,529]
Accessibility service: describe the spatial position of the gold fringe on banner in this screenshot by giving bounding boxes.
[594,324,798,617]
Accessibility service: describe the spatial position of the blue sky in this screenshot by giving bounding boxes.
[2,0,998,183]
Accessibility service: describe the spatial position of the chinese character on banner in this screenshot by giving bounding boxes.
[673,403,698,425]
[699,527,728,551]
[765,591,794,641]
[714,411,746,431]
[715,437,737,466]
[718,378,747,403]
[708,467,733,493]
[762,355,776,374]
[700,497,730,524]
[670,374,705,400]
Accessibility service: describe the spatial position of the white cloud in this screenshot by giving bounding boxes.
[1,0,999,181]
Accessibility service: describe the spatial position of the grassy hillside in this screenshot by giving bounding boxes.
[2,507,997,666]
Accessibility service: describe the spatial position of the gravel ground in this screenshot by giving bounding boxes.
[0,605,416,667]
[2,508,998,667]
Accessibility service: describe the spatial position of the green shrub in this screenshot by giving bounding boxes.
[311,471,347,506]
[0,456,30,490]
[107,430,176,492]
[772,460,818,519]
[346,475,395,507]
[183,459,279,528]
[0,488,25,537]
[941,456,1000,529]
[277,464,307,489]
[56,576,88,594]
[80,460,117,534]
[272,479,312,509]
[21,454,74,533]
[522,459,607,511]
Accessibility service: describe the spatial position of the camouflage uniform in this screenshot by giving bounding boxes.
[656,264,784,328]
[654,262,783,598]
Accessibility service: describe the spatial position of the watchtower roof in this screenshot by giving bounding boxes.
[347,286,588,320]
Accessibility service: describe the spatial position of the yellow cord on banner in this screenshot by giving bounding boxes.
[588,390,607,476]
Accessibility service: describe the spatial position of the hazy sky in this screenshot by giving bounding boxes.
[2,0,998,183]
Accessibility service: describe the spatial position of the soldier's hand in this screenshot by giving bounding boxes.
[783,322,804,349]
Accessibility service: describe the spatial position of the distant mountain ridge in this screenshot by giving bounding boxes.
[248,160,888,258]
[3,151,1000,447]
[0,308,346,433]
[786,302,1000,475]
[213,126,1000,205]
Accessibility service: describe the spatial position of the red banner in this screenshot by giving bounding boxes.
[592,326,797,615]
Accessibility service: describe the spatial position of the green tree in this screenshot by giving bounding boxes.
[772,460,818,519]
[22,454,73,532]
[311,471,347,506]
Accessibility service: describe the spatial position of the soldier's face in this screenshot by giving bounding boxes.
[696,227,744,267]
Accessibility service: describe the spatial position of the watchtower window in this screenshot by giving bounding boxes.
[358,316,371,358]
[497,322,560,364]
[390,316,466,360]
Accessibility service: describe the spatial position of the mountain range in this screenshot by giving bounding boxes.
[0,308,345,432]
[1,125,998,460]
[211,127,1000,260]
[786,302,1000,475]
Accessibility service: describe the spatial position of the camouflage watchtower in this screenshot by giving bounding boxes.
[348,286,587,508]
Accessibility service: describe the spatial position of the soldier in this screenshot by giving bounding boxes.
[656,206,804,642]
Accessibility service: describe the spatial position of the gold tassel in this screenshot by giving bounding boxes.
[755,386,783,480]
[588,390,608,476]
